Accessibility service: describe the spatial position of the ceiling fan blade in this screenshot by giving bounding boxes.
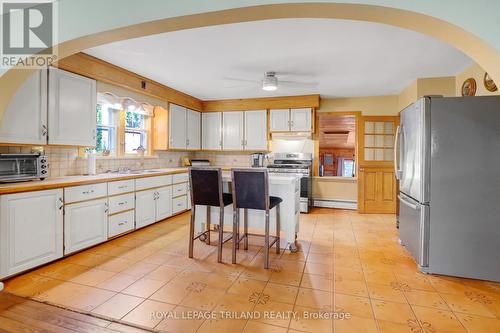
[279,80,318,88]
[222,77,259,83]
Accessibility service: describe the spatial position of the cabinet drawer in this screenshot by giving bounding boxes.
[172,173,188,184]
[108,210,135,238]
[65,183,107,203]
[108,179,135,196]
[108,193,134,215]
[172,195,187,214]
[135,175,172,191]
[172,182,187,197]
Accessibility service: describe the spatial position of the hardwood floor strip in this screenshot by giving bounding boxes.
[8,298,111,329]
[0,309,76,333]
[0,314,56,333]
[0,293,153,333]
[6,304,115,333]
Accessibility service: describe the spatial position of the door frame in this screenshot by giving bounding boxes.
[313,111,361,178]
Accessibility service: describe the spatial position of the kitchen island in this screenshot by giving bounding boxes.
[194,172,300,251]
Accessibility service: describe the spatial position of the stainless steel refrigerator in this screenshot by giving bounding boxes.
[396,96,500,282]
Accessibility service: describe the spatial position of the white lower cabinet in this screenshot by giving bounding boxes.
[156,186,173,221]
[64,198,108,255]
[0,189,63,279]
[108,210,135,238]
[172,195,187,214]
[0,173,191,279]
[136,186,173,228]
[135,189,157,229]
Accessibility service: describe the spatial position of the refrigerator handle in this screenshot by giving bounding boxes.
[398,194,419,210]
[394,125,403,180]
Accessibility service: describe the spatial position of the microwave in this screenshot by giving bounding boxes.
[0,154,48,182]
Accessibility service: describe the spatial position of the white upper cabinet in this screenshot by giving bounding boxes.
[290,108,312,131]
[202,112,222,150]
[0,189,63,279]
[223,111,244,150]
[0,70,47,145]
[244,110,268,150]
[186,109,201,150]
[169,103,187,149]
[270,108,313,132]
[169,104,201,150]
[48,68,97,146]
[270,109,290,132]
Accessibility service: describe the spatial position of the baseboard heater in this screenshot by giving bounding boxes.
[313,199,357,210]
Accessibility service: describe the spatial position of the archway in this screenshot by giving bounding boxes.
[1,2,499,117]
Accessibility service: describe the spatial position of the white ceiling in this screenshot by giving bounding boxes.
[85,18,473,100]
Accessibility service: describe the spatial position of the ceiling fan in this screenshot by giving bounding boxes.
[223,71,318,91]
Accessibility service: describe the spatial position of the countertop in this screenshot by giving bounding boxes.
[0,168,188,195]
[0,166,298,195]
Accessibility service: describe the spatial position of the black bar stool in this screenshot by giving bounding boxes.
[230,169,282,269]
[188,167,233,263]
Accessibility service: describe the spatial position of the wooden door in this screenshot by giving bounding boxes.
[290,108,312,131]
[64,198,107,254]
[0,70,47,145]
[269,109,290,132]
[0,189,63,279]
[202,112,222,150]
[244,110,268,150]
[48,68,97,146]
[222,111,244,150]
[358,116,399,213]
[186,109,201,150]
[168,104,187,149]
[358,166,397,213]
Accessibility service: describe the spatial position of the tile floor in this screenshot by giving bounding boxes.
[3,208,500,333]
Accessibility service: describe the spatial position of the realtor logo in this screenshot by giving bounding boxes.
[1,0,57,68]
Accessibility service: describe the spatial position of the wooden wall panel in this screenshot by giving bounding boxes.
[202,95,320,111]
[56,53,203,110]
[152,106,168,150]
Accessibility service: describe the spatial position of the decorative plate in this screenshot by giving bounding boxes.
[461,78,477,96]
[484,72,498,92]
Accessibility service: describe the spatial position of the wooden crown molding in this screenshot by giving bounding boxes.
[56,53,320,112]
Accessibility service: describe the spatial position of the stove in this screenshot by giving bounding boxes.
[267,153,312,213]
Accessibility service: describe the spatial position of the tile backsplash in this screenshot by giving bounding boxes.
[0,146,259,177]
[0,146,193,177]
[193,151,254,167]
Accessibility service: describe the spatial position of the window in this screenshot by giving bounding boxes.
[93,93,153,156]
[125,111,148,154]
[96,104,117,154]
[342,159,355,177]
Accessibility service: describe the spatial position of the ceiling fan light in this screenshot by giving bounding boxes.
[262,76,278,91]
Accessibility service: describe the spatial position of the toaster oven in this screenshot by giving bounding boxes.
[0,154,48,182]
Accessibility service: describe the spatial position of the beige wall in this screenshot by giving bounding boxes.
[313,177,357,201]
[397,76,456,111]
[318,95,399,116]
[455,63,500,97]
[398,80,418,111]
